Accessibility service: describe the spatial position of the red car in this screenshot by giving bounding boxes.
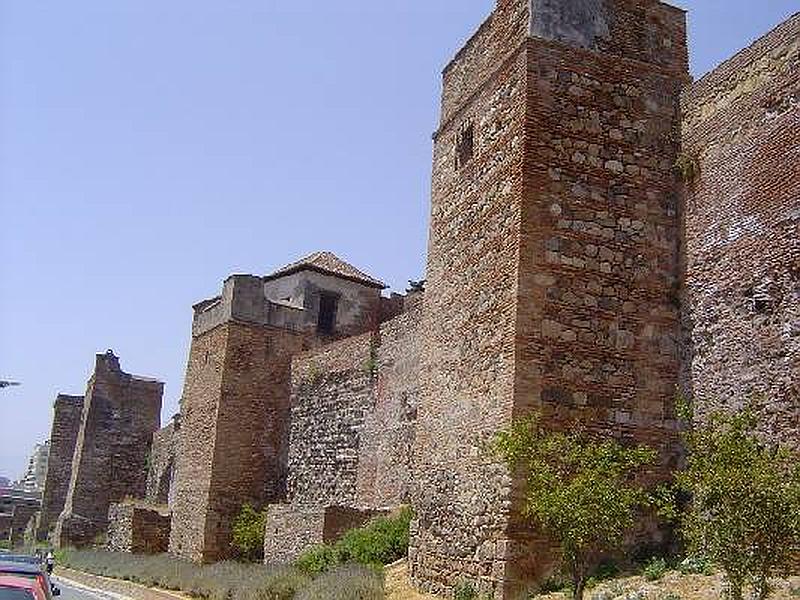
[0,561,59,600]
[0,575,49,600]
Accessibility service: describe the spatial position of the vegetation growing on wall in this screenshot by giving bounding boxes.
[231,503,269,562]
[295,507,413,576]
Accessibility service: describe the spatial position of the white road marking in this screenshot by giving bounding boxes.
[51,577,131,600]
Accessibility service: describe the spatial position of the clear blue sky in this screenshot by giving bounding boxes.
[1,0,797,479]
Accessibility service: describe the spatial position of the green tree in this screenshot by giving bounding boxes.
[231,503,269,562]
[677,406,800,600]
[493,416,659,600]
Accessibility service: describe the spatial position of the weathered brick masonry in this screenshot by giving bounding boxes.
[54,352,163,548]
[681,14,800,445]
[0,515,11,543]
[36,394,84,542]
[411,0,689,596]
[10,502,39,548]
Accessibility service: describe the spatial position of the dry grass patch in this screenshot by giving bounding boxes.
[534,571,800,600]
[384,561,438,600]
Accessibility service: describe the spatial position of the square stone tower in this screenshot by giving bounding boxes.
[410,0,688,596]
[169,253,386,563]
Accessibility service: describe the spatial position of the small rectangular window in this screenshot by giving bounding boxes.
[317,293,338,334]
[455,122,474,170]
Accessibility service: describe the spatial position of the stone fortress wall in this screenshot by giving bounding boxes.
[681,13,800,446]
[35,3,799,599]
[262,292,422,562]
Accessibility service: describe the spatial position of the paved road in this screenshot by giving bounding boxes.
[51,576,129,600]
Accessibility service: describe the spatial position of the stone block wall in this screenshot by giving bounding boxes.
[54,351,163,548]
[107,502,171,554]
[287,303,422,509]
[681,13,800,446]
[262,305,420,562]
[37,394,84,542]
[145,415,180,506]
[169,320,313,563]
[10,502,39,547]
[287,332,376,507]
[263,504,388,564]
[411,0,688,596]
[0,514,11,543]
[356,302,422,508]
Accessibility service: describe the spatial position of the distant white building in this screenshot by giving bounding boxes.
[17,441,49,493]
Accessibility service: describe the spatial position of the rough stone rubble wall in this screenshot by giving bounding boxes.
[287,303,422,509]
[411,0,688,597]
[263,505,386,564]
[145,417,179,506]
[263,305,421,563]
[287,332,377,507]
[356,300,422,508]
[54,353,163,548]
[108,502,171,554]
[681,13,800,445]
[37,394,84,541]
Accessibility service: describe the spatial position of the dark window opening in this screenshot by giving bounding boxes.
[318,293,338,334]
[455,122,474,170]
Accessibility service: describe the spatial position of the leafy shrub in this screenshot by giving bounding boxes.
[492,415,661,600]
[674,153,700,185]
[643,557,669,581]
[295,544,340,576]
[454,581,478,600]
[231,503,269,562]
[295,507,412,575]
[295,565,383,600]
[538,574,570,594]
[336,508,412,568]
[0,540,10,550]
[677,556,713,576]
[676,405,800,600]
